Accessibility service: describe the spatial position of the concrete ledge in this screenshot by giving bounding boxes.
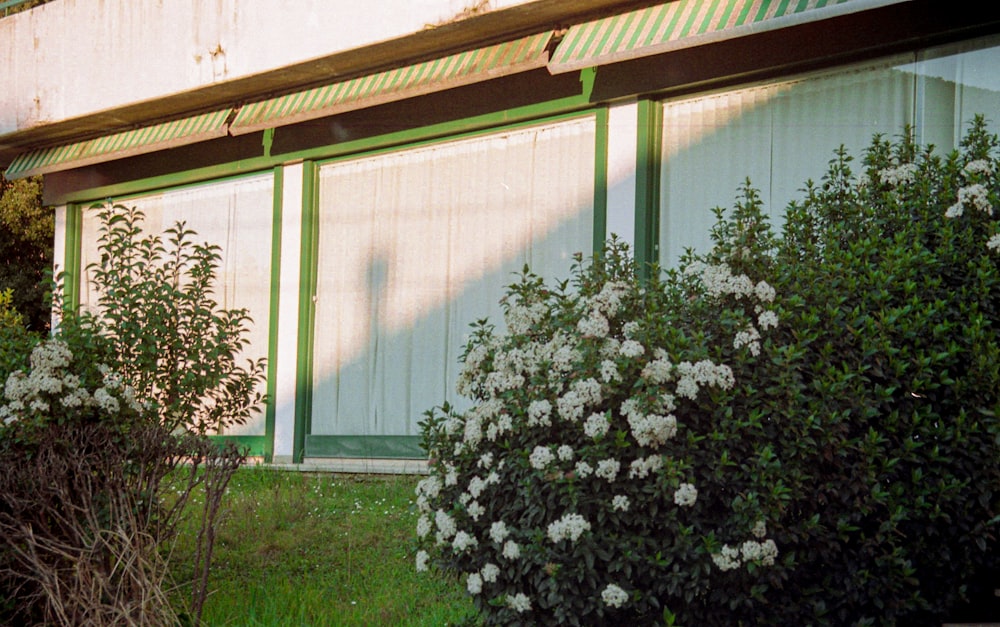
[248,457,429,475]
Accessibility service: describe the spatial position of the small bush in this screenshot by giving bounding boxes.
[416,116,1000,626]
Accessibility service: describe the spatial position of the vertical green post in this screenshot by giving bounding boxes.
[593,106,609,257]
[293,161,318,464]
[263,165,284,463]
[62,203,83,313]
[634,99,662,278]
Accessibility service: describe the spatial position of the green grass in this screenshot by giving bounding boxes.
[168,466,474,626]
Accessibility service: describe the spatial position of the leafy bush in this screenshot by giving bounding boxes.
[0,204,263,625]
[416,116,1000,626]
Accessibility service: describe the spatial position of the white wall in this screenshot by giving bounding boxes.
[0,0,534,135]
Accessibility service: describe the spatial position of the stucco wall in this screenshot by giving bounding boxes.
[0,0,531,135]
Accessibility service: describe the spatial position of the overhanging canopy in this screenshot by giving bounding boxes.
[4,109,231,179]
[229,31,554,136]
[548,0,913,74]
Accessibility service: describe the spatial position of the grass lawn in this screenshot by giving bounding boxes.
[168,465,474,626]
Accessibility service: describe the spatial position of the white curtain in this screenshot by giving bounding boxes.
[80,174,274,436]
[312,116,596,438]
[659,58,915,268]
[913,36,1000,152]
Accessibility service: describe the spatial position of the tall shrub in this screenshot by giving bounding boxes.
[416,117,1000,626]
[0,204,264,625]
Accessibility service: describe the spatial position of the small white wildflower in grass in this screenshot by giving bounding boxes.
[415,550,430,572]
[547,513,591,543]
[502,540,521,560]
[674,483,698,507]
[467,572,483,595]
[529,446,555,470]
[506,592,531,613]
[481,563,500,583]
[601,583,629,608]
[612,495,630,512]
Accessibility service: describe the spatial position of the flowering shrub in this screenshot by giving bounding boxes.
[418,116,1000,625]
[0,207,260,625]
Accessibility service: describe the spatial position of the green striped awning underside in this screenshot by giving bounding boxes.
[4,109,230,179]
[548,0,910,74]
[229,31,553,136]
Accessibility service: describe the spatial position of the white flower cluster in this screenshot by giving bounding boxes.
[506,592,531,613]
[628,454,664,479]
[547,513,591,543]
[674,359,735,401]
[711,521,778,572]
[673,483,698,507]
[504,300,548,337]
[0,339,141,426]
[878,162,919,187]
[988,233,1000,252]
[946,183,993,218]
[595,458,620,482]
[583,412,610,439]
[529,445,555,470]
[611,495,630,512]
[601,583,629,608]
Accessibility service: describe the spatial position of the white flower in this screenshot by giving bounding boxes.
[964,159,993,175]
[489,521,510,543]
[629,455,663,479]
[628,413,677,448]
[506,592,532,613]
[547,513,591,543]
[577,311,610,338]
[467,501,485,521]
[601,583,629,608]
[416,515,431,538]
[595,459,620,482]
[988,233,1000,252]
[468,475,487,499]
[529,446,555,470]
[557,445,574,462]
[527,399,553,426]
[481,563,500,583]
[611,495,630,512]
[712,545,742,571]
[416,550,430,572]
[452,530,478,553]
[575,461,594,478]
[878,162,918,186]
[752,520,767,538]
[599,359,620,383]
[416,476,442,499]
[734,325,761,356]
[556,390,585,422]
[619,339,645,358]
[622,321,641,339]
[435,510,457,541]
[741,538,779,566]
[93,387,120,415]
[467,572,483,595]
[674,483,698,507]
[502,540,521,560]
[583,412,610,439]
[757,310,779,331]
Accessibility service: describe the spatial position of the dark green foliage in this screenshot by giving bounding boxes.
[417,117,1000,626]
[0,175,52,332]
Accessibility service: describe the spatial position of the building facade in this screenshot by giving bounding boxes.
[2,0,999,468]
